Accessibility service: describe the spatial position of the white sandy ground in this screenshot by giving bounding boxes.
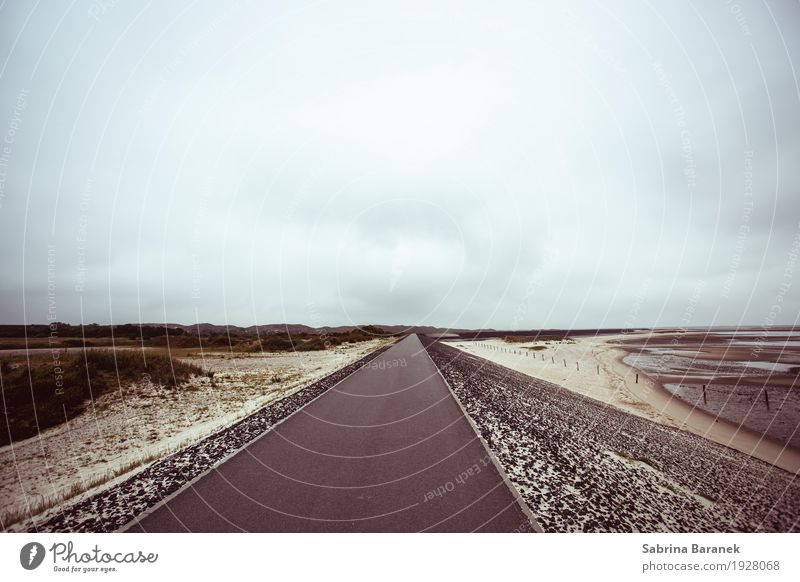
[445,335,800,475]
[0,339,391,528]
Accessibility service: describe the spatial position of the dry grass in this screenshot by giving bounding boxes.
[502,335,575,344]
[0,442,173,530]
[0,350,203,445]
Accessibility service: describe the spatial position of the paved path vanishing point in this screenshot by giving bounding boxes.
[124,335,538,532]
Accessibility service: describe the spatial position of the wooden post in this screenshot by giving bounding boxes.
[702,384,707,405]
[551,356,554,363]
[563,359,567,367]
[576,361,579,371]
[597,364,600,375]
[764,388,770,410]
[635,373,639,384]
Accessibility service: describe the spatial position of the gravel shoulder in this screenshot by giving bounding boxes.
[425,339,800,532]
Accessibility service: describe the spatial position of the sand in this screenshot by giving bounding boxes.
[445,335,800,475]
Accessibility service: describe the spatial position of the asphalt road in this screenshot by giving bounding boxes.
[124,335,536,532]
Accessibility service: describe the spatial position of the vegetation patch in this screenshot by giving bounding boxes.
[0,323,395,353]
[503,335,538,343]
[0,350,203,446]
[246,326,391,353]
[502,335,575,344]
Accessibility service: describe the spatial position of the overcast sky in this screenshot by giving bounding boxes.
[1,1,799,330]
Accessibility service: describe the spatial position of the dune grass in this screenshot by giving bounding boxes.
[502,335,575,344]
[0,350,203,446]
[0,436,196,531]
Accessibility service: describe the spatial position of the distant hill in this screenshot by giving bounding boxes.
[0,322,477,339]
[0,322,645,339]
[156,323,475,336]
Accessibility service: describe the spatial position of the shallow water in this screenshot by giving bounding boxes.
[733,340,800,347]
[624,332,800,449]
[706,330,800,338]
[663,382,800,449]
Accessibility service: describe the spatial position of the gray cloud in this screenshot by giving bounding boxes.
[1,0,799,329]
